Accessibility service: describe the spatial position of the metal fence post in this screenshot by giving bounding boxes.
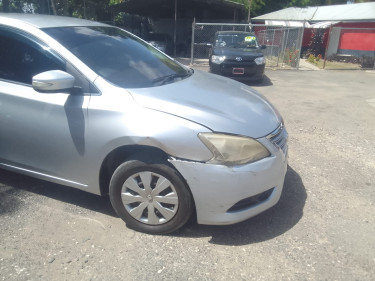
[276,28,283,67]
[285,27,290,58]
[323,24,333,69]
[278,27,288,67]
[296,20,305,69]
[190,18,195,65]
[271,28,276,66]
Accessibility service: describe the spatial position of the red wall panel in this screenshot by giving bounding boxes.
[339,30,375,51]
[336,22,375,29]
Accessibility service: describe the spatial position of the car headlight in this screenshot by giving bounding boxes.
[255,56,265,65]
[198,133,270,166]
[211,55,226,64]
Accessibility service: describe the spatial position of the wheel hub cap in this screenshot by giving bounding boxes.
[120,171,179,225]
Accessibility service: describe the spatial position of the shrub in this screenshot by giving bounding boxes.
[306,29,326,58]
[328,54,374,68]
[307,54,323,65]
[307,54,316,63]
[360,56,375,68]
[283,48,300,67]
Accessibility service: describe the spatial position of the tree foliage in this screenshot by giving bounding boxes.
[0,0,113,20]
[1,0,373,21]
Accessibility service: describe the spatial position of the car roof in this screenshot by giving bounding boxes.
[0,13,108,29]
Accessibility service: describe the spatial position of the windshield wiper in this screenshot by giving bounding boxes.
[152,72,190,86]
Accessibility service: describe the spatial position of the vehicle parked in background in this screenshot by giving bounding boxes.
[209,31,266,82]
[0,14,288,234]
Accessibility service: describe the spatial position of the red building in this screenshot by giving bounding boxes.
[252,2,375,58]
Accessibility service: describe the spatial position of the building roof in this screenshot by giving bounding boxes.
[253,2,375,23]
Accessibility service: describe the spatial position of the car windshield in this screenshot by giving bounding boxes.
[214,33,259,49]
[43,26,191,88]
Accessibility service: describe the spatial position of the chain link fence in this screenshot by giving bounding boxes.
[190,22,304,69]
[324,27,375,70]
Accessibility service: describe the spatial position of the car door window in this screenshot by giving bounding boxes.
[0,29,65,85]
[0,28,97,94]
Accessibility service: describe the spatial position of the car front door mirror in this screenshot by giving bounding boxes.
[32,70,75,93]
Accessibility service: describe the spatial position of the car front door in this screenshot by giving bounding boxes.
[0,27,93,188]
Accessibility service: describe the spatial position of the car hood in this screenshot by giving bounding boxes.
[213,47,263,59]
[127,70,281,138]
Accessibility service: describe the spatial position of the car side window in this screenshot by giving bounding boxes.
[0,28,65,85]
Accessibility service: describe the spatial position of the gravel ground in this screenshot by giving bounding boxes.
[0,69,374,281]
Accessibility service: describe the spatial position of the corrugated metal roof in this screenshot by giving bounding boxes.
[253,2,375,22]
[264,20,337,28]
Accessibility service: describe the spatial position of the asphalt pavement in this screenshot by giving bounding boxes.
[0,69,374,281]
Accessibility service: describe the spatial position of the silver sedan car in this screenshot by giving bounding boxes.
[0,14,288,234]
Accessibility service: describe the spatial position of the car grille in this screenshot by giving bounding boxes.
[225,58,255,63]
[267,123,288,156]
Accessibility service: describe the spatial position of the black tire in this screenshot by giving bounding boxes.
[109,159,193,234]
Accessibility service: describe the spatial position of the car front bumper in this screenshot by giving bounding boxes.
[170,135,288,225]
[210,61,265,81]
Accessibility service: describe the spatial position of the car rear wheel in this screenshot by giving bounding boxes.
[109,159,193,234]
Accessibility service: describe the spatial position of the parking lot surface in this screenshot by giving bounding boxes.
[1,69,374,281]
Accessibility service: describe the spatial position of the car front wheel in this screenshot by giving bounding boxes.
[109,159,193,234]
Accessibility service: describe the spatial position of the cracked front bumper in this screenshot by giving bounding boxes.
[170,137,288,225]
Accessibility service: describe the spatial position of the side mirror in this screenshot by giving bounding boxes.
[260,45,267,50]
[32,70,75,93]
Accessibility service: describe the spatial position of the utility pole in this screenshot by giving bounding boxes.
[247,0,252,23]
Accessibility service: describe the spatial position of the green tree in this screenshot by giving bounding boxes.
[1,0,10,12]
[0,0,114,21]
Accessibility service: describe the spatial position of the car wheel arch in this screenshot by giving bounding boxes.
[98,145,194,196]
[99,145,169,195]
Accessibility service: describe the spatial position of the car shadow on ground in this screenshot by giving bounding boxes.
[0,165,305,245]
[173,165,306,245]
[0,169,116,217]
[244,74,273,87]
